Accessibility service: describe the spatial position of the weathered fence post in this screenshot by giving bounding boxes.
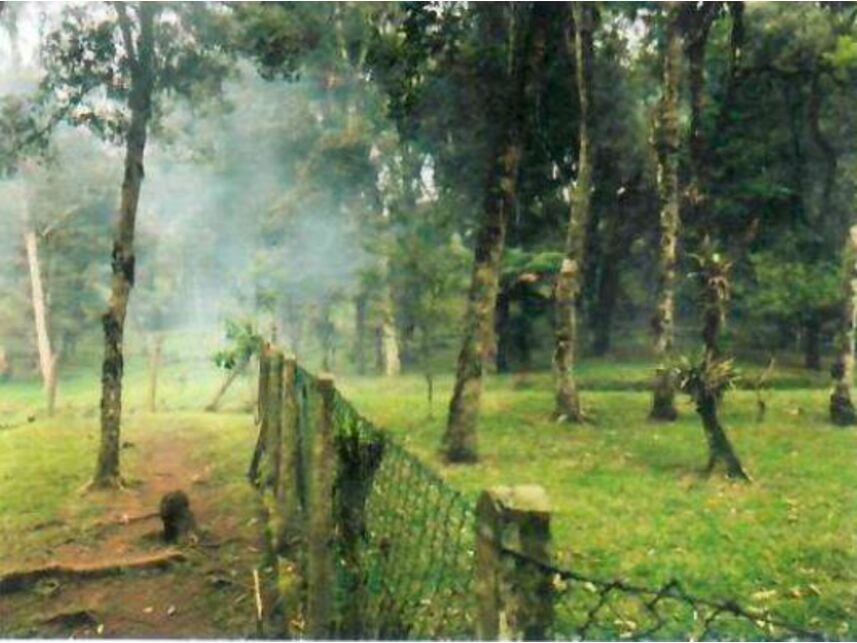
[276,356,303,554]
[476,485,554,641]
[336,424,385,638]
[306,374,337,639]
[264,349,284,491]
[274,355,305,637]
[248,343,272,486]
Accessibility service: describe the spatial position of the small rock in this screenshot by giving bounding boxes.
[166,605,176,616]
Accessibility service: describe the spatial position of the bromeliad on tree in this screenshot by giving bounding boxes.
[677,354,749,481]
[677,237,750,481]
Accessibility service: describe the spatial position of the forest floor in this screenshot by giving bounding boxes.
[1,355,855,637]
[0,404,267,637]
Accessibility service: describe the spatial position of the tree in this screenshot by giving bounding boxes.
[441,5,533,462]
[650,5,682,421]
[41,2,231,487]
[830,224,857,425]
[554,4,595,423]
[0,7,60,415]
[679,239,749,480]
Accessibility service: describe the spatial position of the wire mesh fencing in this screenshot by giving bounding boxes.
[252,349,846,641]
[496,545,830,641]
[331,389,476,639]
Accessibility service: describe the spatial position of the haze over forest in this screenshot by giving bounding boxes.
[0,3,856,640]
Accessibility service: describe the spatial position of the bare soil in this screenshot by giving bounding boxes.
[0,430,267,638]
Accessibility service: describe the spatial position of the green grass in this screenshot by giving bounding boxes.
[337,371,857,634]
[0,353,257,567]
[1,359,855,636]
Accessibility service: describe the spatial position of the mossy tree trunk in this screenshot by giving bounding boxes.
[696,246,749,480]
[650,6,682,422]
[697,394,749,480]
[553,4,595,423]
[443,5,533,462]
[93,4,156,488]
[830,225,857,425]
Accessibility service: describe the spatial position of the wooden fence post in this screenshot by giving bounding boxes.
[306,374,336,639]
[264,349,284,491]
[476,485,554,641]
[274,355,305,637]
[248,344,271,486]
[276,356,303,553]
[335,424,385,638]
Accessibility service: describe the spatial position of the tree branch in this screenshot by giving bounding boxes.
[114,2,138,71]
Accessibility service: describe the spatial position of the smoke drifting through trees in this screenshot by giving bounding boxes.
[0,2,855,451]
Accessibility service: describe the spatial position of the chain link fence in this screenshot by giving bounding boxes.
[252,348,845,641]
[497,545,829,641]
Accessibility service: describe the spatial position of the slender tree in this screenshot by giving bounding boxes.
[41,2,231,487]
[830,224,857,425]
[442,5,532,462]
[650,6,683,421]
[680,239,749,480]
[91,3,158,487]
[553,4,595,422]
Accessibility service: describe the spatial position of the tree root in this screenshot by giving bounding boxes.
[41,609,100,629]
[0,550,186,595]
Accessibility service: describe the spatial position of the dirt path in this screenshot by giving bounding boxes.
[0,429,266,637]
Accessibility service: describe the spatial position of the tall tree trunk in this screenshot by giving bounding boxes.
[93,3,156,488]
[591,229,621,357]
[353,294,367,375]
[683,2,718,216]
[495,286,512,373]
[804,315,822,371]
[696,244,749,480]
[377,258,401,377]
[443,4,530,462]
[554,4,595,422]
[650,7,682,421]
[24,230,57,416]
[146,332,163,413]
[830,225,857,425]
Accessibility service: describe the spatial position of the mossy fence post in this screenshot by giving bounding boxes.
[264,349,284,491]
[276,355,305,637]
[476,485,554,641]
[306,374,337,639]
[335,417,386,638]
[276,356,303,553]
[248,344,271,486]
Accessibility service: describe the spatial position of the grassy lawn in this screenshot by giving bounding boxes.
[0,357,257,567]
[1,358,855,636]
[338,371,857,634]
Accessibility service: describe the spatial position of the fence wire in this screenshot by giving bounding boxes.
[330,389,477,640]
[274,363,843,641]
[497,545,830,641]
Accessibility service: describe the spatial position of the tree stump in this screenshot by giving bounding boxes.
[159,491,196,543]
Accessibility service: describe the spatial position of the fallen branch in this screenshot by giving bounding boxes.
[89,511,159,531]
[41,609,99,629]
[205,357,250,412]
[0,550,186,595]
